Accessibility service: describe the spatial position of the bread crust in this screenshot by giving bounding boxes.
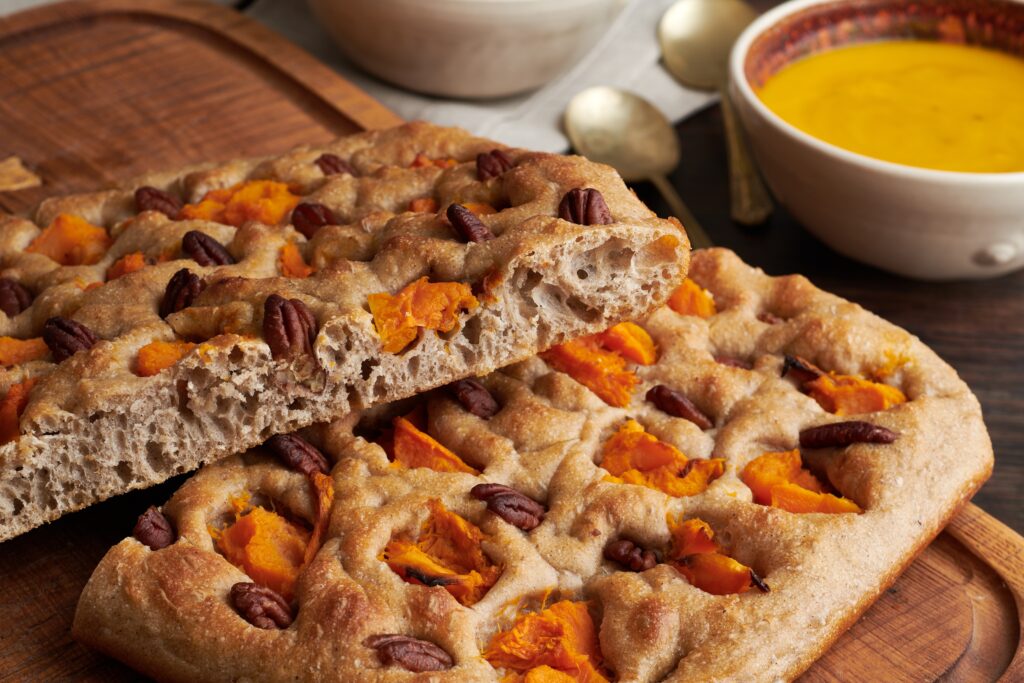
[0,121,688,541]
[74,248,992,682]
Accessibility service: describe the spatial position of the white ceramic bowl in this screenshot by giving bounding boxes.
[729,0,1024,280]
[308,0,623,99]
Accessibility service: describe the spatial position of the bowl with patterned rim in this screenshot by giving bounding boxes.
[729,0,1024,280]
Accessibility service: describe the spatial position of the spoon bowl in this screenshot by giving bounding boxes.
[565,86,712,248]
[564,86,680,182]
[659,0,757,90]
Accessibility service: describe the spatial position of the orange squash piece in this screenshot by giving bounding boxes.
[134,340,197,377]
[25,213,111,266]
[105,252,148,281]
[0,378,36,444]
[215,503,310,601]
[381,499,501,606]
[278,242,314,279]
[666,517,762,595]
[541,337,637,408]
[367,277,478,354]
[485,600,608,683]
[741,450,862,514]
[596,322,657,365]
[463,202,497,216]
[600,420,725,497]
[805,373,907,416]
[0,337,49,367]
[304,471,335,566]
[411,153,458,169]
[408,197,439,213]
[391,415,478,474]
[674,553,760,596]
[667,278,716,318]
[179,180,300,227]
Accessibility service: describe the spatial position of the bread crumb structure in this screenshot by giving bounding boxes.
[0,122,689,541]
[74,249,992,682]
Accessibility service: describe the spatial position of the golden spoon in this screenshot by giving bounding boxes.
[565,86,713,249]
[659,0,774,226]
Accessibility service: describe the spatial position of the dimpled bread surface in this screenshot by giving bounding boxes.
[0,121,689,541]
[73,248,992,682]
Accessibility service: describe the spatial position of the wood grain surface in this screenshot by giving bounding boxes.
[0,1,1021,681]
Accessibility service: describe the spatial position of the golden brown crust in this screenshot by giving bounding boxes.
[0,121,688,541]
[74,249,992,682]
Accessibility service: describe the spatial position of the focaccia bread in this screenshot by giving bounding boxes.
[0,122,688,541]
[73,249,992,682]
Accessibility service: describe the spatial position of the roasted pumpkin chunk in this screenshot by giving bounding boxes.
[667,278,716,318]
[278,242,314,278]
[26,213,111,266]
[381,499,501,606]
[786,355,906,416]
[542,321,656,406]
[390,414,479,474]
[134,340,197,377]
[105,252,148,281]
[179,180,300,227]
[741,449,862,514]
[805,374,907,416]
[0,337,49,367]
[368,277,478,354]
[411,153,458,169]
[484,600,609,683]
[600,420,724,497]
[596,322,657,365]
[0,378,36,444]
[667,517,767,595]
[304,471,335,566]
[214,497,311,601]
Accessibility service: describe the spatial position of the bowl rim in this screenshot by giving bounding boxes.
[729,0,1024,186]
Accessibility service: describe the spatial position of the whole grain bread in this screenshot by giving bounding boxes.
[73,248,992,682]
[0,122,688,541]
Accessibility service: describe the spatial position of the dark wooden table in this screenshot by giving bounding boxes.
[632,104,1023,534]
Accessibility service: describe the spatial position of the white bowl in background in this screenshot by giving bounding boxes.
[729,0,1024,280]
[308,0,624,99]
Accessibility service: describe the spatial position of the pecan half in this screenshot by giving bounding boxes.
[364,634,454,672]
[470,483,545,530]
[448,378,499,419]
[182,230,235,267]
[43,317,98,362]
[781,354,823,384]
[0,278,32,317]
[646,385,712,429]
[799,421,897,449]
[159,268,205,318]
[750,569,771,593]
[291,202,337,239]
[315,153,355,177]
[447,203,495,243]
[265,433,330,476]
[132,506,175,550]
[476,149,514,181]
[558,188,613,225]
[263,294,317,360]
[230,582,293,629]
[604,539,658,572]
[134,186,182,218]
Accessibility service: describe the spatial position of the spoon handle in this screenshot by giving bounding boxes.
[649,175,713,249]
[720,89,773,226]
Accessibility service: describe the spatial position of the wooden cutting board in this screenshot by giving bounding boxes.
[0,2,1021,680]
